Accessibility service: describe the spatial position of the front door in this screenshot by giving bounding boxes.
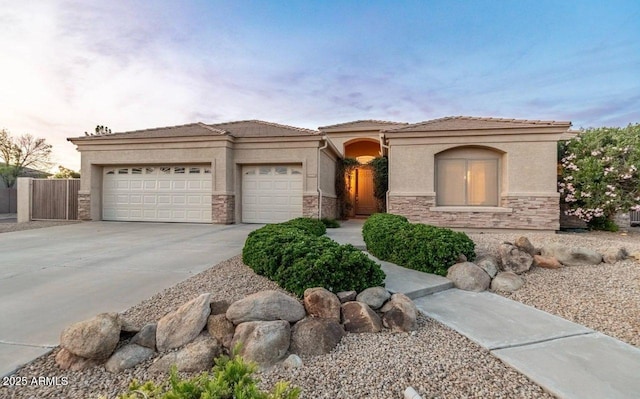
[355,168,376,215]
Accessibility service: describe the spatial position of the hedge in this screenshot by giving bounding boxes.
[363,213,475,276]
[242,218,385,297]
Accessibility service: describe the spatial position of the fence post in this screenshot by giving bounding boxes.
[66,179,69,220]
[17,177,33,223]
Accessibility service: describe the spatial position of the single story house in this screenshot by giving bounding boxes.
[68,116,571,231]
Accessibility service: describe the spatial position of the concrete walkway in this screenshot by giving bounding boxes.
[329,219,640,399]
[0,221,259,378]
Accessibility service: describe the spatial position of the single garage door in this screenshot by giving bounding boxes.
[242,165,303,223]
[103,165,212,223]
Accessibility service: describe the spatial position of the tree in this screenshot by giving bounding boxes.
[559,123,640,230]
[52,165,80,179]
[0,129,53,188]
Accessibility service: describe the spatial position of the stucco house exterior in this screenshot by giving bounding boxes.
[68,116,571,231]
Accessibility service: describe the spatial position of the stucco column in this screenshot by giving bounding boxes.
[16,177,32,223]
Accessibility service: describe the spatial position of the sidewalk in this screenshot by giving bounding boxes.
[328,219,640,399]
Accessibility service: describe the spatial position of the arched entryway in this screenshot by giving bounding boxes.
[344,139,380,216]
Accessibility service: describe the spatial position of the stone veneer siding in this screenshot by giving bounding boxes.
[303,195,319,219]
[388,195,559,230]
[321,195,338,220]
[78,193,91,221]
[212,194,235,224]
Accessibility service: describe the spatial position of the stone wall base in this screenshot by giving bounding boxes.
[212,194,235,224]
[303,195,319,219]
[321,196,338,220]
[78,193,91,221]
[388,195,559,230]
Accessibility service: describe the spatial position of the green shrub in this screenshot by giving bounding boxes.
[115,349,300,399]
[362,213,475,276]
[390,223,476,275]
[362,213,409,259]
[243,219,385,297]
[321,217,340,228]
[280,217,326,236]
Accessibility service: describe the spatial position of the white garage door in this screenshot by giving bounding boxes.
[103,165,212,223]
[242,165,303,223]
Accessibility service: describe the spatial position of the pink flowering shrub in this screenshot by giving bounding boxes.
[559,123,640,230]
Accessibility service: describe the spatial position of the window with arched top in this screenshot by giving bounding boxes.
[435,147,501,206]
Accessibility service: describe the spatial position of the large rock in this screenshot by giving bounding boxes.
[380,293,418,333]
[206,314,235,348]
[130,323,157,350]
[119,316,142,333]
[446,262,491,292]
[514,236,537,256]
[290,318,345,356]
[341,301,382,333]
[355,287,390,310]
[104,344,155,373]
[60,313,121,360]
[151,333,222,373]
[533,255,562,269]
[475,256,499,278]
[498,243,534,274]
[491,272,524,292]
[209,300,231,315]
[602,247,628,264]
[336,291,357,303]
[55,348,100,371]
[231,320,290,366]
[156,293,211,352]
[226,290,305,325]
[303,287,341,322]
[541,243,602,266]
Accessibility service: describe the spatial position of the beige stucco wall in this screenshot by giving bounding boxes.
[319,149,337,197]
[388,135,560,197]
[323,131,382,156]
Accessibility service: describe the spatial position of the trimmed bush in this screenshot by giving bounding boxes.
[362,213,409,259]
[321,217,340,228]
[280,217,326,236]
[243,219,385,297]
[363,213,475,276]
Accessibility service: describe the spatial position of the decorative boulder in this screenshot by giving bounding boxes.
[514,236,537,256]
[341,301,382,333]
[541,244,602,266]
[130,323,157,350]
[498,243,533,274]
[209,300,231,315]
[630,252,640,262]
[533,255,562,269]
[336,291,357,303]
[446,262,491,292]
[283,354,303,369]
[206,314,235,348]
[355,287,391,310]
[156,293,211,352]
[602,247,628,264]
[380,293,418,333]
[119,316,142,333]
[290,318,345,356]
[491,272,524,292]
[226,290,305,324]
[231,320,290,367]
[60,312,121,360]
[475,256,499,278]
[104,344,155,373]
[303,287,341,322]
[55,348,100,371]
[151,333,222,373]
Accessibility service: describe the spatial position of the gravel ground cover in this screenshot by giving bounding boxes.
[470,229,640,348]
[0,220,79,233]
[1,256,552,399]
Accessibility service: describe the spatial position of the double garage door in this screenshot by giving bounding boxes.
[103,165,212,223]
[103,164,303,224]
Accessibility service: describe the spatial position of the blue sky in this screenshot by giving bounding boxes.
[1,0,638,171]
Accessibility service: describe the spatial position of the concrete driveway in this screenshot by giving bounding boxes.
[0,221,259,377]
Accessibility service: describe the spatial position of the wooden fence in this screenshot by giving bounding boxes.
[0,188,17,213]
[31,179,80,220]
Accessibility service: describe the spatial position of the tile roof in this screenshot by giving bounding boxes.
[384,116,572,132]
[69,123,225,140]
[208,120,318,137]
[319,120,409,130]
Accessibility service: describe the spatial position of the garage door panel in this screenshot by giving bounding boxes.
[242,165,303,223]
[103,165,212,223]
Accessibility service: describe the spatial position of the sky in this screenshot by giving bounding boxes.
[1,0,639,172]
